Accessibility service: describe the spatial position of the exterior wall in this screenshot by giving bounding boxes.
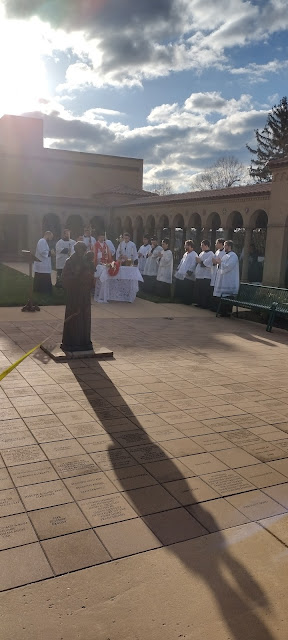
[262,167,288,287]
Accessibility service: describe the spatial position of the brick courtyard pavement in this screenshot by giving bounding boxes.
[1,300,288,639]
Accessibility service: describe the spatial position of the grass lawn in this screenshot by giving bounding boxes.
[0,264,66,307]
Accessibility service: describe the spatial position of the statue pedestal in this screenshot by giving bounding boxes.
[41,341,113,362]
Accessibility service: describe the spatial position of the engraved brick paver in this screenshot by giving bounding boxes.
[1,311,288,590]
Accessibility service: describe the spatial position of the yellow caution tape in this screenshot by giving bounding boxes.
[0,343,42,382]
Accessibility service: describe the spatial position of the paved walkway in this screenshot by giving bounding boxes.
[0,302,288,638]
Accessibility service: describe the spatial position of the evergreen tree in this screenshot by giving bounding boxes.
[247,96,288,182]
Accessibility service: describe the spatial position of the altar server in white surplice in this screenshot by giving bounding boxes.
[210,238,225,310]
[116,232,138,264]
[143,237,163,293]
[213,239,239,315]
[156,237,173,298]
[195,239,215,308]
[175,240,198,305]
[33,231,54,294]
[55,229,76,287]
[138,235,152,275]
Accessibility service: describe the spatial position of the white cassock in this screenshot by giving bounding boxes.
[138,244,152,274]
[33,238,52,274]
[55,239,76,270]
[175,250,198,281]
[83,236,96,250]
[213,251,240,297]
[144,245,163,276]
[210,248,225,288]
[157,249,173,283]
[116,240,138,262]
[195,250,215,281]
[106,239,116,256]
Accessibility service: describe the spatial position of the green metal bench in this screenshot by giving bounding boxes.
[216,283,288,332]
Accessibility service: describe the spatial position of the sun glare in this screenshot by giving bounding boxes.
[0,16,49,116]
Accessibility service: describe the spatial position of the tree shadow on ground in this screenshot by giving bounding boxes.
[67,360,276,640]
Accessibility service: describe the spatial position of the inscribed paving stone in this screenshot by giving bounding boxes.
[188,498,249,532]
[230,415,268,428]
[262,482,288,508]
[40,439,86,460]
[24,415,63,429]
[0,408,19,420]
[112,431,150,447]
[160,438,204,457]
[212,447,259,469]
[64,472,117,500]
[118,404,152,417]
[16,406,53,418]
[100,418,139,433]
[131,415,169,430]
[0,488,25,516]
[29,503,91,540]
[176,423,214,437]
[0,468,14,490]
[201,470,255,496]
[0,542,53,591]
[57,410,96,426]
[143,459,194,483]
[143,507,207,545]
[0,514,38,550]
[2,445,46,467]
[179,453,229,476]
[147,427,186,442]
[76,434,119,453]
[124,484,179,516]
[128,444,172,465]
[249,426,288,441]
[163,477,219,505]
[0,419,27,435]
[50,455,99,479]
[237,464,288,489]
[11,396,46,408]
[79,493,138,527]
[201,417,240,430]
[226,490,286,520]
[252,412,288,425]
[45,401,82,414]
[0,432,37,450]
[224,430,262,446]
[90,449,136,471]
[9,461,59,487]
[105,466,158,491]
[145,402,181,414]
[242,442,287,462]
[67,423,105,438]
[192,434,234,452]
[258,513,288,545]
[18,480,73,510]
[31,426,74,443]
[275,440,288,453]
[170,399,204,410]
[41,530,110,575]
[96,518,162,559]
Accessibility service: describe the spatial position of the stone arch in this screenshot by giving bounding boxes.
[226,210,245,257]
[247,209,268,282]
[134,215,144,247]
[123,216,133,237]
[145,214,155,238]
[157,214,170,241]
[42,213,61,242]
[171,213,185,264]
[65,214,84,240]
[187,212,202,252]
[89,215,105,238]
[204,212,222,250]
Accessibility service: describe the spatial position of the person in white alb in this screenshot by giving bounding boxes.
[83,227,96,251]
[210,238,225,310]
[116,232,138,264]
[33,230,54,294]
[143,237,163,293]
[175,240,198,305]
[195,239,215,308]
[156,237,173,297]
[213,239,240,315]
[105,238,116,257]
[138,235,152,275]
[55,229,76,287]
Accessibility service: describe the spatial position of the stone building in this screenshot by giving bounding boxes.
[0,113,287,287]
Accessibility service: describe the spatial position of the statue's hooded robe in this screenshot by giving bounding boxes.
[61,250,94,352]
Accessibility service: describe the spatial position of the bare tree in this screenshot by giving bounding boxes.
[151,179,172,195]
[191,156,249,190]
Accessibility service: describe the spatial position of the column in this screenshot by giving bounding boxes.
[170,227,175,253]
[241,227,253,282]
[156,228,162,244]
[133,228,138,245]
[262,224,288,287]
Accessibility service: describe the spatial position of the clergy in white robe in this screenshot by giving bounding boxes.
[116,232,138,264]
[195,240,215,308]
[83,228,96,251]
[138,236,152,275]
[106,239,116,257]
[143,238,163,293]
[210,238,225,310]
[55,230,76,287]
[213,240,240,299]
[175,241,198,304]
[156,238,173,297]
[33,231,54,294]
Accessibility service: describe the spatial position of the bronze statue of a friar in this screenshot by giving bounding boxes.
[61,242,95,352]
